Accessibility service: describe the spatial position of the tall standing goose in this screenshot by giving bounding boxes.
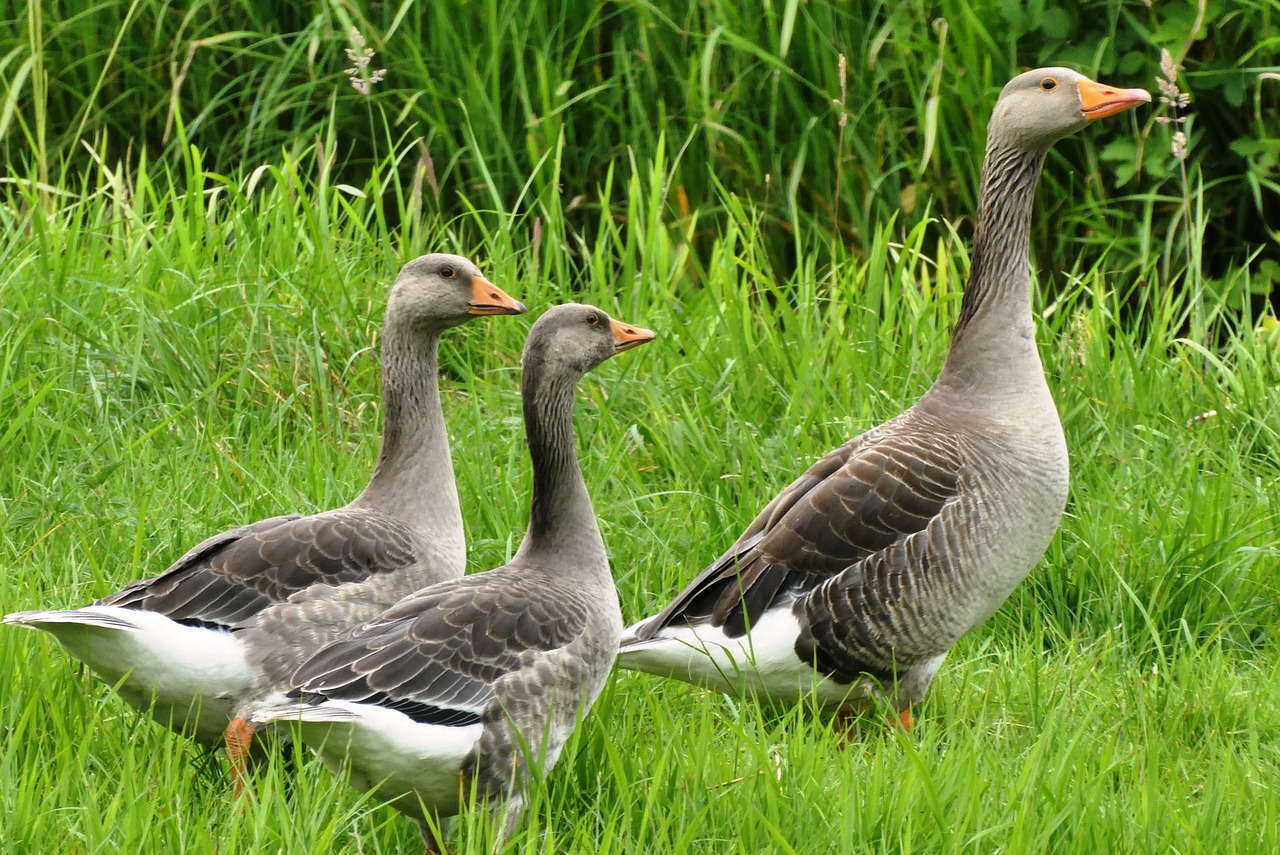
[5,253,526,752]
[249,304,655,854]
[618,69,1150,727]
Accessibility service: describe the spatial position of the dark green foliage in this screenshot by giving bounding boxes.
[4,0,1276,294]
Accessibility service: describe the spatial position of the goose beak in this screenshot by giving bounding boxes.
[1078,78,1151,120]
[467,276,527,315]
[610,319,657,352]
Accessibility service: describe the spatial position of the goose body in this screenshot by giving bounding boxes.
[5,254,526,747]
[619,69,1150,719]
[251,304,655,852]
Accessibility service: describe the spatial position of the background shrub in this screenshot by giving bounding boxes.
[3,0,1276,310]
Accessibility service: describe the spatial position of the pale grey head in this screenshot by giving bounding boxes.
[989,66,1151,151]
[521,303,656,379]
[386,253,527,332]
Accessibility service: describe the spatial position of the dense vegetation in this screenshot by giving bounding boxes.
[1,1,1277,852]
[4,1,1278,295]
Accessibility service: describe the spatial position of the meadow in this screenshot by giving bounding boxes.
[3,1,1280,853]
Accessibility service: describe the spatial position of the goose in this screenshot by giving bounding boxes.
[618,69,1150,729]
[249,304,654,853]
[5,253,526,758]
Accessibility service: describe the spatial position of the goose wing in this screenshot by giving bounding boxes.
[630,427,965,640]
[287,569,591,727]
[99,510,422,631]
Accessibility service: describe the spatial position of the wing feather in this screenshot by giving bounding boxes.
[632,422,965,641]
[287,569,592,727]
[98,509,422,630]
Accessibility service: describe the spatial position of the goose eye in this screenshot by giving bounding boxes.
[439,266,456,279]
[1040,77,1058,92]
[586,313,600,326]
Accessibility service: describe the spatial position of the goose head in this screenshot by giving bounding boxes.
[989,67,1150,151]
[522,303,656,378]
[387,253,526,331]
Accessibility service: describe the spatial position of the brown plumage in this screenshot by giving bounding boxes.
[5,254,526,752]
[251,303,655,854]
[619,68,1150,725]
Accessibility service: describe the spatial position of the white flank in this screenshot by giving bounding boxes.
[252,698,483,819]
[618,607,860,709]
[4,606,257,743]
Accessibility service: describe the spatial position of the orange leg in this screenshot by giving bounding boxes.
[832,707,859,750]
[225,716,256,796]
[832,705,912,748]
[833,707,858,731]
[418,820,446,855]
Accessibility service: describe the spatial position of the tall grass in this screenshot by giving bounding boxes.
[3,1,1276,291]
[1,112,1278,852]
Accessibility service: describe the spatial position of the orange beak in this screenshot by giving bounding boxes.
[610,318,657,352]
[467,276,527,316]
[1077,77,1151,120]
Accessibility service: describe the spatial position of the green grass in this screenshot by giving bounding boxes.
[4,1,1277,294]
[2,122,1279,853]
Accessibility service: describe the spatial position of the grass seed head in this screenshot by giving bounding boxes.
[1155,47,1190,160]
[345,27,387,96]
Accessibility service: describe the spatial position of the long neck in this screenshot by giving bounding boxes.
[517,369,605,561]
[935,139,1048,394]
[350,319,462,536]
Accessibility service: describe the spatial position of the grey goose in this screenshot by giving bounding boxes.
[5,254,526,762]
[618,69,1150,729]
[249,304,655,853]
